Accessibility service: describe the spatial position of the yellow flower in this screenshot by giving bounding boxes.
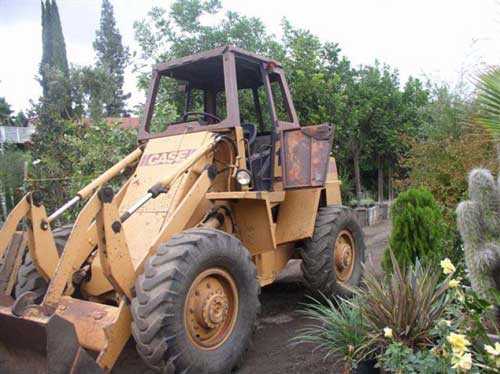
[440,258,456,275]
[484,342,500,356]
[447,333,471,356]
[383,327,393,338]
[452,352,472,371]
[448,279,460,288]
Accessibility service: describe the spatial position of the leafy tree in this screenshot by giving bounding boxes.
[133,0,433,202]
[29,118,136,219]
[334,65,402,201]
[70,64,110,120]
[382,187,448,272]
[356,65,401,201]
[399,82,496,211]
[93,0,130,117]
[13,111,29,127]
[421,83,473,140]
[26,0,137,220]
[40,0,72,118]
[0,97,13,125]
[0,145,30,218]
[134,0,282,86]
[401,124,497,211]
[63,120,136,195]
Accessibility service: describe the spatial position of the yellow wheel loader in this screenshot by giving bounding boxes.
[0,46,365,373]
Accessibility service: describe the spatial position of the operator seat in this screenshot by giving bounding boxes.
[242,125,272,191]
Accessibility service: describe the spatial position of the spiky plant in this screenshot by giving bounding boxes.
[475,67,500,162]
[456,168,500,304]
[358,253,452,352]
[293,296,368,369]
[476,68,500,139]
[293,255,453,369]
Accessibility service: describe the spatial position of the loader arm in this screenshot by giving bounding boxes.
[0,132,232,373]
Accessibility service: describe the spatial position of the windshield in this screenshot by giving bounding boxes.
[148,75,226,134]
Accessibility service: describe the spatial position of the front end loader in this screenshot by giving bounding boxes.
[0,46,365,373]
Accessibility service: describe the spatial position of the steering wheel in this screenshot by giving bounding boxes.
[242,123,257,148]
[181,111,221,124]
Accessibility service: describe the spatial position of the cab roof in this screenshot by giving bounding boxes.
[153,45,282,91]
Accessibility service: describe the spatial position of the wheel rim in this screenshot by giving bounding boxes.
[333,230,356,283]
[184,268,238,350]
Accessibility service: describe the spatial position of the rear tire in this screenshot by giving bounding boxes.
[131,228,260,373]
[301,205,365,297]
[14,225,72,302]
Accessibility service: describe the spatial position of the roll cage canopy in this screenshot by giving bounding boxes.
[138,45,299,141]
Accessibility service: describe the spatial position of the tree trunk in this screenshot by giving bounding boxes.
[353,151,362,201]
[496,142,500,167]
[388,163,394,201]
[377,154,383,203]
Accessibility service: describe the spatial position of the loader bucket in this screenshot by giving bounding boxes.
[0,297,103,374]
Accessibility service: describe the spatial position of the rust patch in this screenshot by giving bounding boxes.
[281,124,333,189]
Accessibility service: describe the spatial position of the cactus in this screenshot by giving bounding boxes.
[456,168,500,304]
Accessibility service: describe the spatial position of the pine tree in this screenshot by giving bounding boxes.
[93,0,130,117]
[39,0,72,117]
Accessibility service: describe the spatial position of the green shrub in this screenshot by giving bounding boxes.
[378,342,448,373]
[293,296,368,370]
[0,145,30,217]
[382,187,447,272]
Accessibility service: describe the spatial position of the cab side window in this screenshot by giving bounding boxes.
[269,73,292,123]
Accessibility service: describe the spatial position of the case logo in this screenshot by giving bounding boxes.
[139,149,196,166]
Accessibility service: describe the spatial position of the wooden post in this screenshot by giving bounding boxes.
[377,154,383,203]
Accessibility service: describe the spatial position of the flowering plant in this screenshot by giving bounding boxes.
[379,258,499,373]
[294,256,499,372]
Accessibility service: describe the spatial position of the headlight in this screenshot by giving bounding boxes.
[235,169,252,186]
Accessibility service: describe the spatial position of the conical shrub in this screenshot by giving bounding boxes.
[382,187,447,272]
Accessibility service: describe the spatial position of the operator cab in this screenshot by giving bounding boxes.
[138,46,328,192]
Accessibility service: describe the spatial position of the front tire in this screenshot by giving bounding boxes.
[301,205,365,297]
[131,228,260,373]
[14,225,72,301]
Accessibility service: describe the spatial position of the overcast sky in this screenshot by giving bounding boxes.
[0,0,498,113]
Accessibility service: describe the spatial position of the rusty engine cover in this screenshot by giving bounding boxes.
[281,123,333,189]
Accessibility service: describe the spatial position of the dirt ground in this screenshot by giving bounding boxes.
[113,219,391,374]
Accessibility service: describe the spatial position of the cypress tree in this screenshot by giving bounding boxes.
[39,0,72,117]
[49,1,69,77]
[382,187,448,272]
[93,0,130,117]
[40,1,51,97]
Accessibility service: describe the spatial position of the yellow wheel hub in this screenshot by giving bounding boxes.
[334,230,356,283]
[184,268,238,350]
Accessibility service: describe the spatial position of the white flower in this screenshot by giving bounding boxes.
[439,319,452,327]
[484,342,500,356]
[383,327,393,338]
[451,352,472,371]
[440,258,456,275]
